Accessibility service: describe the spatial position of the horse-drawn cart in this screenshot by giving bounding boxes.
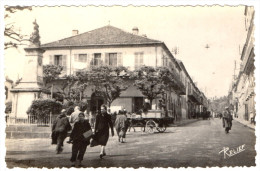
[127,110,173,133]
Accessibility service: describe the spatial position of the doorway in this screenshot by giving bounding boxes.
[133,97,143,113]
[90,93,104,113]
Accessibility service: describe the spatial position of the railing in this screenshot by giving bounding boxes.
[171,70,186,94]
[6,113,58,127]
[188,89,201,104]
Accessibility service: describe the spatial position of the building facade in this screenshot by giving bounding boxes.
[229,6,255,124]
[11,25,208,120]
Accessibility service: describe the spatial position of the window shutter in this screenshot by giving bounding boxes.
[91,53,95,66]
[113,54,117,66]
[117,53,122,66]
[140,53,144,65]
[62,55,67,72]
[105,53,109,65]
[74,54,78,62]
[49,55,54,65]
[84,54,87,63]
[135,53,138,69]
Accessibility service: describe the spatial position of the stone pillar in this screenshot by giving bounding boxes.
[11,47,45,118]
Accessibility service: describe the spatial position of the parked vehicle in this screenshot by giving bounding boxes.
[127,110,174,133]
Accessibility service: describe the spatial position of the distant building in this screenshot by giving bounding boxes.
[176,60,204,119]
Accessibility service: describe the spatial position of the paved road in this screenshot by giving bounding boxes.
[5,118,256,168]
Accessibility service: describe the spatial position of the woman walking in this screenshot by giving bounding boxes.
[93,104,114,159]
[115,110,128,143]
[69,112,92,167]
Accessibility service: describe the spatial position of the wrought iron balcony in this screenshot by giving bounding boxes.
[188,89,201,104]
[170,69,186,95]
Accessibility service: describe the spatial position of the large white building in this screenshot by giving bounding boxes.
[11,25,206,120]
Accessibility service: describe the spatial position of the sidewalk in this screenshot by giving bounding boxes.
[233,117,255,130]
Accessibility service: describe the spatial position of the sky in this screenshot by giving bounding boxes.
[4,6,248,98]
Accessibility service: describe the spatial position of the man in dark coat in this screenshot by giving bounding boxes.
[93,104,114,159]
[52,109,71,154]
[69,112,92,167]
[222,107,233,133]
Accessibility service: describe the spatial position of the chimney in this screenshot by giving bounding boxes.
[132,27,139,35]
[142,34,147,38]
[72,30,79,36]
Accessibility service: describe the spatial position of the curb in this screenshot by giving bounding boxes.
[233,119,255,130]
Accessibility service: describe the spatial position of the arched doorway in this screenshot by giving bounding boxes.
[90,92,105,113]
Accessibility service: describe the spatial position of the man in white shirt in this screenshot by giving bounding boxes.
[69,106,81,129]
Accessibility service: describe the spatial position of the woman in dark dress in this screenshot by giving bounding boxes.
[94,104,114,158]
[69,112,92,167]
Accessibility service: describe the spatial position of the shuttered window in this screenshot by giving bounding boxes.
[104,53,122,66]
[49,55,67,73]
[75,54,87,62]
[109,53,117,66]
[93,53,101,66]
[54,55,62,65]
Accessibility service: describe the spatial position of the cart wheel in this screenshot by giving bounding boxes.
[145,120,156,134]
[156,124,167,133]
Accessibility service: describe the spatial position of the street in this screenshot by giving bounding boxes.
[5,119,256,168]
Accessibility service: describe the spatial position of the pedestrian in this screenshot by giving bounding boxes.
[93,104,114,159]
[123,108,127,115]
[68,112,92,167]
[219,113,223,119]
[70,106,81,129]
[115,110,128,143]
[84,110,89,120]
[89,111,93,127]
[143,99,151,113]
[52,109,72,154]
[111,111,117,126]
[222,107,233,134]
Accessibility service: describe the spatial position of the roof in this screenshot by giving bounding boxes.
[41,25,162,48]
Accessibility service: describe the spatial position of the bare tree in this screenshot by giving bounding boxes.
[4,6,32,49]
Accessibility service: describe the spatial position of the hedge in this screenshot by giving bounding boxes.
[27,99,62,118]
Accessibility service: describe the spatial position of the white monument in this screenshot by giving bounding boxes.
[11,20,46,119]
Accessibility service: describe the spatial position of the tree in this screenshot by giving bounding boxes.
[4,6,32,49]
[43,64,63,98]
[83,66,129,108]
[132,66,174,106]
[5,101,12,114]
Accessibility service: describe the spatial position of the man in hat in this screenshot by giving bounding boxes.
[222,106,233,133]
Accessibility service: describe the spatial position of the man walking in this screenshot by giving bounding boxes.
[52,109,72,154]
[222,107,233,134]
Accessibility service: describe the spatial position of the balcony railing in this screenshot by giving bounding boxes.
[171,69,186,95]
[188,89,201,104]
